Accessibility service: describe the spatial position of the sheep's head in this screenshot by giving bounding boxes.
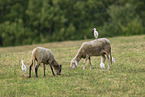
[70,59,78,70]
[57,64,62,75]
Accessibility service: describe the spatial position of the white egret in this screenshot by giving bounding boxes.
[108,55,115,63]
[112,57,115,63]
[100,57,105,71]
[93,28,99,39]
[21,60,27,72]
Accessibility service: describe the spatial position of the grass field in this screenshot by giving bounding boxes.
[0,35,145,97]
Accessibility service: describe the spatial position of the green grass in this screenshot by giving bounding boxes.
[0,35,145,97]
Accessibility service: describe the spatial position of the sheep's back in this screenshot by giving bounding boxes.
[32,47,54,64]
[82,38,111,56]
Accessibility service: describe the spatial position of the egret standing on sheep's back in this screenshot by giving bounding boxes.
[93,28,99,39]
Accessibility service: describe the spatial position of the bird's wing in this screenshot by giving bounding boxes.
[24,65,27,72]
[94,31,98,38]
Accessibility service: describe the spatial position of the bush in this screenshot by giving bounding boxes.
[101,4,145,37]
[121,17,144,35]
[0,20,34,46]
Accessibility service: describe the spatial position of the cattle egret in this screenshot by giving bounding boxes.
[21,60,27,72]
[108,55,115,63]
[112,57,115,63]
[100,57,105,71]
[93,28,99,39]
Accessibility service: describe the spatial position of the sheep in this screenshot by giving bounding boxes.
[70,38,113,70]
[29,47,62,78]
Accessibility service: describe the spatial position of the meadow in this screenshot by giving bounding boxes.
[0,35,145,97]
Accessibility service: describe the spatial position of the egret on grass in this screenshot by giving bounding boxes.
[108,55,115,63]
[100,57,105,71]
[112,57,115,63]
[21,60,27,73]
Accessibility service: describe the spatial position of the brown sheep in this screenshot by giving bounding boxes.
[29,47,62,78]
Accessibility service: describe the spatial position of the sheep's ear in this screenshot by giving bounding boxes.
[75,60,78,66]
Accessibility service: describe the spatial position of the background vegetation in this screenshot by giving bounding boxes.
[0,35,145,96]
[0,0,145,46]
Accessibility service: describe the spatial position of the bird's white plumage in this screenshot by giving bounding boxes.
[21,60,27,72]
[93,28,99,39]
[108,55,115,63]
[100,57,105,70]
[112,57,115,63]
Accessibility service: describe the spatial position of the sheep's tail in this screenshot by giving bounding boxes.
[29,58,35,73]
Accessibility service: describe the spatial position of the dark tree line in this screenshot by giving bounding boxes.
[0,0,145,46]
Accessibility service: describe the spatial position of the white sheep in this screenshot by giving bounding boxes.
[70,38,113,70]
[29,47,62,78]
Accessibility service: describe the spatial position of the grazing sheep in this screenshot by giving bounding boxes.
[29,47,62,78]
[70,38,113,70]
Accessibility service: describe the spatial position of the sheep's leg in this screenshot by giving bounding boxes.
[35,63,40,78]
[83,57,88,70]
[49,64,55,76]
[28,61,33,78]
[43,64,46,77]
[88,57,92,70]
[102,55,106,63]
[32,59,35,73]
[83,58,87,70]
[107,54,110,69]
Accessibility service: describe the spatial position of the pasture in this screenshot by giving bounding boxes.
[0,35,145,96]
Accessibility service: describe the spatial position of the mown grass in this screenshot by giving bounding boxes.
[0,35,145,97]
